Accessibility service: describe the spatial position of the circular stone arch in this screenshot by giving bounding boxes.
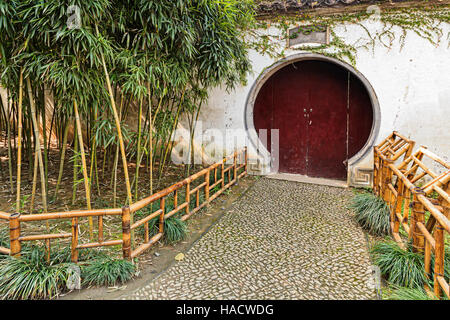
[244,53,381,179]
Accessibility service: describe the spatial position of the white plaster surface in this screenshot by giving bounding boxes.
[191,20,450,186]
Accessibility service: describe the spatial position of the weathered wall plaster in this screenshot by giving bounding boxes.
[190,20,450,187]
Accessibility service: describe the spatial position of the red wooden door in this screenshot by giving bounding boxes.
[307,62,348,179]
[253,60,373,180]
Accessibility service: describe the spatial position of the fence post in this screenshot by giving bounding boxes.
[393,179,404,235]
[71,217,79,263]
[185,182,190,215]
[205,169,210,203]
[382,158,393,202]
[434,184,450,298]
[411,187,425,253]
[434,222,444,298]
[9,212,21,257]
[221,158,225,189]
[159,198,165,234]
[122,206,131,260]
[373,147,379,195]
[233,150,238,185]
[377,157,384,197]
[244,146,248,174]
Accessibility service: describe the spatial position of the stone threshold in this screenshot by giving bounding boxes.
[265,172,348,188]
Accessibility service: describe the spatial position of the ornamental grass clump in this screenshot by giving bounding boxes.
[82,257,135,287]
[0,246,74,300]
[350,193,390,235]
[141,213,188,245]
[386,286,438,300]
[49,246,109,264]
[163,217,188,244]
[371,240,426,289]
[0,230,8,259]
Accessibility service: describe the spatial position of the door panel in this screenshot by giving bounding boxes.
[253,77,273,153]
[348,74,373,158]
[272,63,309,174]
[307,62,349,179]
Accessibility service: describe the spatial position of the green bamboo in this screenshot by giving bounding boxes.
[27,78,48,214]
[15,70,24,212]
[73,99,94,239]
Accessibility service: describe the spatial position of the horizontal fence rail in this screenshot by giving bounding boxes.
[0,148,248,263]
[374,133,449,299]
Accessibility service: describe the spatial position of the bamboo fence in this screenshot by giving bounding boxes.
[374,133,449,299]
[0,148,248,262]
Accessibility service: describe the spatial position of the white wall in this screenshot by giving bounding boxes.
[186,20,450,185]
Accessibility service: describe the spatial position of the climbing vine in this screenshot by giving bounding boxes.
[248,5,450,65]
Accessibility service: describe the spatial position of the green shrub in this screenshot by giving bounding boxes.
[371,240,426,289]
[350,193,390,235]
[386,286,438,300]
[0,246,74,300]
[82,257,135,287]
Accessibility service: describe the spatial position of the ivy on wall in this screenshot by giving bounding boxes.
[248,6,450,65]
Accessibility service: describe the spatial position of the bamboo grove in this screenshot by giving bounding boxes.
[0,0,256,231]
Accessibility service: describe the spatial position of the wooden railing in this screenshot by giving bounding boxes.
[0,148,248,262]
[374,133,449,299]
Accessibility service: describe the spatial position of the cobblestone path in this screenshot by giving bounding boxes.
[122,178,377,300]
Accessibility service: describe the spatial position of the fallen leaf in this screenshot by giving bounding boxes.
[175,253,185,261]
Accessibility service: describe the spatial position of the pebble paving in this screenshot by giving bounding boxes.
[122,178,377,300]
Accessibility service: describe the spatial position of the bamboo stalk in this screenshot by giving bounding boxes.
[185,182,190,215]
[27,78,48,215]
[434,223,444,298]
[159,198,165,234]
[393,180,404,235]
[134,97,143,201]
[9,213,21,257]
[71,217,79,262]
[41,91,49,195]
[72,126,79,205]
[147,82,153,196]
[77,240,122,249]
[20,233,71,241]
[73,99,94,240]
[112,142,119,207]
[29,149,39,213]
[6,90,13,193]
[159,86,187,179]
[382,158,393,202]
[54,123,70,196]
[15,70,24,212]
[122,206,131,260]
[95,25,133,206]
